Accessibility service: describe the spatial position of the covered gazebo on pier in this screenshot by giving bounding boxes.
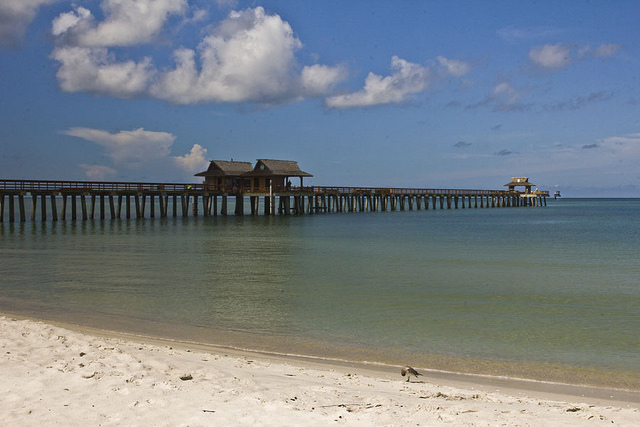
[247,159,313,192]
[194,160,253,192]
[504,177,535,194]
[195,159,312,193]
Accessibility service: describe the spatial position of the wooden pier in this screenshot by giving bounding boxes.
[0,179,548,223]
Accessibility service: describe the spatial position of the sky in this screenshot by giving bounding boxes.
[1,0,639,197]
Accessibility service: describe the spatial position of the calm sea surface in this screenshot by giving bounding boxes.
[1,198,639,388]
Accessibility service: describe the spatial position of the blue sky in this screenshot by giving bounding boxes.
[1,0,638,196]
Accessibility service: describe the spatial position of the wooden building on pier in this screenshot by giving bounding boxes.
[504,177,535,194]
[247,159,313,192]
[195,159,313,193]
[195,160,253,192]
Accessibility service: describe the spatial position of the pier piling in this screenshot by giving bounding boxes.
[0,180,548,223]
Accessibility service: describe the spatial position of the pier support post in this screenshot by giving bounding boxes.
[30,195,37,221]
[89,195,96,219]
[18,195,26,222]
[135,195,141,218]
[61,195,68,220]
[81,195,88,220]
[9,195,15,222]
[109,195,116,219]
[150,194,156,217]
[171,195,177,217]
[71,195,77,220]
[235,195,244,216]
[40,194,47,221]
[264,195,271,215]
[100,195,105,219]
[125,195,131,218]
[220,195,227,215]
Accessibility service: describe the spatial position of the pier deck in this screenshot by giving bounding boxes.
[0,179,548,222]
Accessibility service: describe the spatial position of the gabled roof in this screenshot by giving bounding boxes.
[504,177,535,187]
[249,159,313,177]
[195,160,253,177]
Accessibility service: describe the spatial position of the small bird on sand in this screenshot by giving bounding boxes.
[400,366,421,382]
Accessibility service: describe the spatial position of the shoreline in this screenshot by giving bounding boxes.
[2,306,640,400]
[3,313,640,404]
[2,315,639,426]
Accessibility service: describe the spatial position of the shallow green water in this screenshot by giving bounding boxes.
[1,198,639,386]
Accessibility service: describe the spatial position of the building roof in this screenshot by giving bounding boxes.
[249,159,313,177]
[195,160,254,177]
[504,177,535,187]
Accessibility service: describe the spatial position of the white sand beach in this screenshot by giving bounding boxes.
[1,315,638,426]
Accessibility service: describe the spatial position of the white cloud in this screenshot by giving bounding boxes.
[326,56,430,108]
[62,127,175,169]
[598,132,640,157]
[300,64,348,96]
[50,46,154,97]
[151,7,311,104]
[0,0,57,46]
[493,82,521,104]
[468,81,531,112]
[51,6,92,37]
[529,44,572,69]
[593,43,621,58]
[50,5,346,104]
[63,127,209,180]
[436,56,471,77]
[52,0,187,47]
[529,42,620,70]
[174,144,208,173]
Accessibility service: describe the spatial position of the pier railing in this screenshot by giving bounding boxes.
[0,179,201,192]
[305,186,517,196]
[0,180,547,197]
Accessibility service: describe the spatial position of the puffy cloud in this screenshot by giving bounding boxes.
[436,56,471,77]
[174,144,208,173]
[493,82,522,104]
[51,0,187,47]
[50,0,181,96]
[0,0,57,47]
[62,127,175,169]
[300,64,348,97]
[326,56,430,108]
[529,42,620,70]
[50,46,154,97]
[151,7,310,104]
[62,127,208,180]
[50,4,345,104]
[529,44,572,69]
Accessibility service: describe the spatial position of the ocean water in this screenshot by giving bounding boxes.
[1,198,639,389]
